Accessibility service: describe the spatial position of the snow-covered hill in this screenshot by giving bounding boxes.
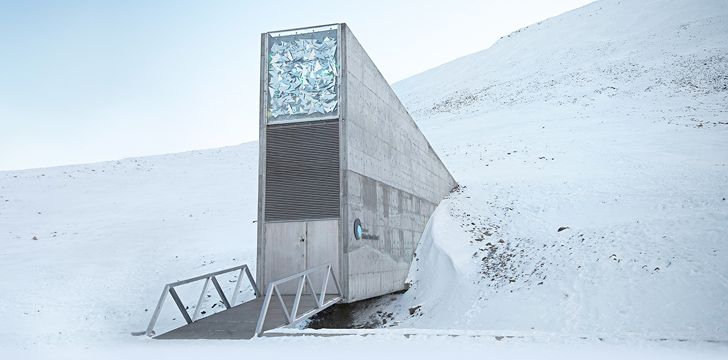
[380,0,728,340]
[0,144,260,347]
[396,0,728,126]
[1,0,727,357]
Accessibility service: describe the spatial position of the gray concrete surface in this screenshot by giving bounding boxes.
[340,24,457,301]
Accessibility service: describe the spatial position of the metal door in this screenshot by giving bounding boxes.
[305,220,340,294]
[263,220,339,295]
[264,221,306,294]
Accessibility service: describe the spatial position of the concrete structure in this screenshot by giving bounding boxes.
[257,23,456,303]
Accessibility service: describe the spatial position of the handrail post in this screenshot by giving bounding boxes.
[230,268,245,306]
[305,275,320,308]
[328,265,343,295]
[145,284,170,336]
[274,286,291,322]
[319,267,330,307]
[290,274,306,321]
[244,265,260,296]
[211,276,231,309]
[192,277,211,321]
[168,287,192,324]
[255,285,275,336]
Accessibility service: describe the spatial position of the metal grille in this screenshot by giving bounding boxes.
[265,120,340,221]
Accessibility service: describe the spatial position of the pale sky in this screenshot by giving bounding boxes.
[0,0,593,170]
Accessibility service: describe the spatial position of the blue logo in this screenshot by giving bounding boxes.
[354,218,363,240]
[353,218,379,240]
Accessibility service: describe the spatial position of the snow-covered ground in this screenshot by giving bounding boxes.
[1,0,727,357]
[9,332,728,360]
[0,145,260,347]
[381,0,728,342]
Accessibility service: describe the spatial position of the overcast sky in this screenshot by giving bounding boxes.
[0,0,593,170]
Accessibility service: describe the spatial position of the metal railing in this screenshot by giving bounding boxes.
[145,264,258,337]
[254,264,342,336]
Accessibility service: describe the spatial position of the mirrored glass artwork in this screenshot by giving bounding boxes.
[268,33,338,121]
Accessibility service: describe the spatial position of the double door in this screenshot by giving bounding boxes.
[264,219,339,294]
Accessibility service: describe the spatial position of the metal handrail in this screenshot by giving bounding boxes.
[145,264,258,337]
[254,264,342,336]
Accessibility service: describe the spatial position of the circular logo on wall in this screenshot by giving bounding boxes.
[353,218,363,240]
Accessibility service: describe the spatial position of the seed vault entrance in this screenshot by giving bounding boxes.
[257,23,457,303]
[145,22,456,340]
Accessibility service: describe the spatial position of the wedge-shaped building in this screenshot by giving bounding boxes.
[257,23,456,302]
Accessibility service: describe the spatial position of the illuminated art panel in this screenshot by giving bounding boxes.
[267,28,338,123]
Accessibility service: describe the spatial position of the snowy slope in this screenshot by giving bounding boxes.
[375,0,728,341]
[396,0,728,124]
[0,144,260,347]
[1,0,727,357]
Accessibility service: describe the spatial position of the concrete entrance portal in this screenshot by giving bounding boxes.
[257,23,456,304]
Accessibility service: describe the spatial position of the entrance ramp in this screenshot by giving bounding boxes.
[145,264,341,339]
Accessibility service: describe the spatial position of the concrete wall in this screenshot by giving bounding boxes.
[340,25,457,301]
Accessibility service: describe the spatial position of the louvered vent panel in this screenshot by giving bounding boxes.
[265,121,340,221]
